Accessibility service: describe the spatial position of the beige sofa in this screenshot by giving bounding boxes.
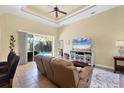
[34,55,92,88]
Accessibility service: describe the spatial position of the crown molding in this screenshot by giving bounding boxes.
[0,5,119,28]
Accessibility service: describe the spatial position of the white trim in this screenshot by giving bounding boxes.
[95,64,114,70]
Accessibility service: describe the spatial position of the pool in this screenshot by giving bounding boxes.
[38,52,52,56]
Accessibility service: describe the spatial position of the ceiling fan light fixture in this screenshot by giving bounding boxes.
[49,5,67,18]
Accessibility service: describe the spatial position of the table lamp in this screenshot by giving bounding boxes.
[116,40,124,57]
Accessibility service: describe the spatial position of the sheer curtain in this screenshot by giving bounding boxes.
[18,31,28,64]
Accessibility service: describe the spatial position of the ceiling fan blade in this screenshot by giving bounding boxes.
[49,10,55,13]
[56,11,58,17]
[58,10,67,15]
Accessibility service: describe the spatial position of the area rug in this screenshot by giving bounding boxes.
[90,68,120,88]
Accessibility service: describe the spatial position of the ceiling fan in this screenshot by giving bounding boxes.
[49,5,67,18]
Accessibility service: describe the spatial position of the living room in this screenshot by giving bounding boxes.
[0,0,124,91]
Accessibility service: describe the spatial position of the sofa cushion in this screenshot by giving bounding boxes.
[51,58,73,67]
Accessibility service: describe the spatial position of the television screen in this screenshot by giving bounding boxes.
[72,38,91,50]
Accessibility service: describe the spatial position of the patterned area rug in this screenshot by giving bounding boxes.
[90,68,120,88]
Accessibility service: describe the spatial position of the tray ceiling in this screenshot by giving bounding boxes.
[22,5,88,21]
[0,5,118,27]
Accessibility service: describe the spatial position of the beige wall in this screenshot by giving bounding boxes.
[0,14,7,60]
[0,14,58,61]
[58,6,124,68]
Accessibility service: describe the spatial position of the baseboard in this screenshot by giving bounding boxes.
[95,64,114,70]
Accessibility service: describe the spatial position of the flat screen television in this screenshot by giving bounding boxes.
[72,37,91,50]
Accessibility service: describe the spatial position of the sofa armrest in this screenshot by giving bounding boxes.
[77,66,92,88]
[67,66,80,87]
[0,62,7,66]
[79,66,92,80]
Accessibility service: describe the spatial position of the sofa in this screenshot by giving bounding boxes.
[34,55,92,88]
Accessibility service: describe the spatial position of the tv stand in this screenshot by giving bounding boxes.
[70,50,94,67]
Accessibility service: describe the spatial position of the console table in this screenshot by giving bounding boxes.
[113,56,124,73]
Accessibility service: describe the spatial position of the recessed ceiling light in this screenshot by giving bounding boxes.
[91,11,96,15]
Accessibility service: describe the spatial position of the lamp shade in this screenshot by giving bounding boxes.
[116,40,124,47]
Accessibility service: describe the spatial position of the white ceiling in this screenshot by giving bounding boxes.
[0,5,119,28]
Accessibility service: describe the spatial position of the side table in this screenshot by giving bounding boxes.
[113,56,124,73]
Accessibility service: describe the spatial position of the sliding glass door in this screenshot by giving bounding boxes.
[27,34,54,62]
